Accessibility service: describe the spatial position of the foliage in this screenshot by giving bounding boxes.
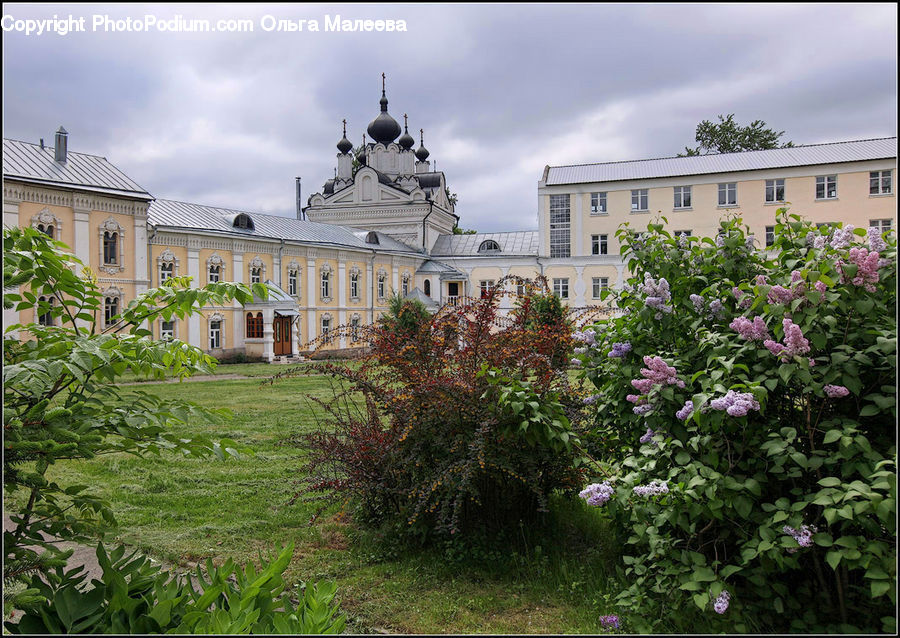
[282,277,583,541]
[5,542,344,634]
[445,187,459,208]
[376,291,431,341]
[679,113,793,156]
[574,212,896,633]
[2,227,268,611]
[452,225,478,235]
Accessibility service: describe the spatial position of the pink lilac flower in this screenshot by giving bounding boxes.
[767,285,794,305]
[579,482,614,507]
[808,358,816,367]
[640,356,685,388]
[713,590,731,614]
[830,225,855,250]
[608,342,632,358]
[764,339,786,357]
[824,384,850,398]
[790,270,803,284]
[710,390,760,417]
[782,318,810,356]
[783,524,817,552]
[599,615,619,630]
[732,287,753,309]
[754,275,768,286]
[675,400,694,421]
[813,236,826,250]
[838,247,881,293]
[730,316,769,341]
[814,280,827,294]
[640,274,673,314]
[632,480,669,497]
[868,227,887,252]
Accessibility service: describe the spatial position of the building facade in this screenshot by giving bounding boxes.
[4,98,896,361]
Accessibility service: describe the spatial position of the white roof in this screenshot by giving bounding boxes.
[431,231,538,257]
[544,137,897,186]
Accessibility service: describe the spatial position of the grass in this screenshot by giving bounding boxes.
[10,365,629,634]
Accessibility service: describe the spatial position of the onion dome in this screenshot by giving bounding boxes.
[337,119,353,154]
[398,114,415,150]
[415,128,430,162]
[366,75,401,145]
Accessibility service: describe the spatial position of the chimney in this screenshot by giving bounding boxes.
[40,138,44,150]
[54,126,68,163]
[295,177,302,220]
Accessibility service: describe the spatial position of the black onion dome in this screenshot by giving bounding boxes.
[398,114,415,150]
[337,135,353,154]
[367,90,401,145]
[415,128,430,161]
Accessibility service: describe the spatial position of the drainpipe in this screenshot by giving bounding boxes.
[422,202,434,251]
[278,239,285,288]
[369,250,377,325]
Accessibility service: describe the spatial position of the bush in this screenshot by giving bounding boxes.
[6,543,344,634]
[282,276,584,542]
[574,211,896,633]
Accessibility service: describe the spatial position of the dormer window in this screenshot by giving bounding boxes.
[365,231,380,245]
[233,214,255,230]
[478,239,501,254]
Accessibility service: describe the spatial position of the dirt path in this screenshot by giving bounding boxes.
[117,373,255,385]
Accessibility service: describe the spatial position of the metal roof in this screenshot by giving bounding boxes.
[149,198,425,254]
[431,231,539,257]
[3,138,152,199]
[545,137,897,186]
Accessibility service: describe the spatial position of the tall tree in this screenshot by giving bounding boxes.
[679,114,793,156]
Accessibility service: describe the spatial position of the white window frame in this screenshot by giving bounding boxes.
[765,225,776,247]
[590,192,607,215]
[160,319,176,340]
[870,170,892,196]
[157,248,178,285]
[673,186,692,209]
[718,183,737,207]
[350,269,360,300]
[591,234,608,255]
[674,230,692,238]
[320,265,332,301]
[765,179,785,203]
[869,219,892,232]
[479,280,495,297]
[816,175,837,200]
[32,208,61,240]
[321,314,332,344]
[549,194,571,258]
[552,277,569,299]
[401,273,410,297]
[350,314,361,343]
[377,271,387,300]
[207,253,226,284]
[591,277,608,299]
[631,189,649,212]
[98,217,125,274]
[102,286,124,329]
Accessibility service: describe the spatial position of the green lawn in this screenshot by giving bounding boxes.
[22,366,629,634]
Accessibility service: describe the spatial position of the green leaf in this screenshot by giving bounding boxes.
[825,551,842,570]
[871,581,891,598]
[693,592,709,610]
[818,477,841,487]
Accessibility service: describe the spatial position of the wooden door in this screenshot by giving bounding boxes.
[274,316,292,356]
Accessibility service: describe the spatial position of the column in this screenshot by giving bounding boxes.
[73,208,91,266]
[262,307,275,363]
[133,213,149,296]
[306,256,317,352]
[391,264,399,296]
[232,251,244,352]
[574,265,586,306]
[366,260,374,325]
[187,247,201,348]
[337,256,347,349]
[573,192,583,257]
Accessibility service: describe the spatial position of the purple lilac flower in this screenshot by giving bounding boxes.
[640,356,685,388]
[782,318,810,356]
[675,400,694,421]
[579,482,614,507]
[713,590,731,614]
[824,384,850,398]
[813,236,826,250]
[814,280,827,294]
[730,316,770,341]
[608,342,632,358]
[573,330,597,346]
[868,226,887,252]
[709,390,760,417]
[640,273,673,315]
[838,247,881,293]
[632,480,669,497]
[599,615,619,630]
[783,524,817,553]
[570,358,582,367]
[639,427,657,444]
[790,270,803,284]
[709,299,724,318]
[690,294,705,313]
[763,339,786,357]
[633,404,654,416]
[583,394,601,405]
[574,347,588,355]
[715,234,725,248]
[732,287,752,310]
[755,275,768,286]
[829,225,855,250]
[805,231,817,247]
[745,235,756,248]
[767,285,794,305]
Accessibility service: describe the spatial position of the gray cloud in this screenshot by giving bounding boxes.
[3,3,896,231]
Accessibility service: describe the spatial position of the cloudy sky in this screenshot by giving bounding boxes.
[3,3,896,232]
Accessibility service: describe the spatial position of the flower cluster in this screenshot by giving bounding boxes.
[783,524,817,553]
[690,294,705,313]
[579,481,615,507]
[632,480,669,497]
[639,273,672,317]
[713,590,731,614]
[608,342,632,358]
[583,394,601,405]
[829,225,855,250]
[627,356,684,416]
[675,400,694,421]
[691,294,725,319]
[729,316,769,341]
[824,384,850,398]
[868,226,887,252]
[732,287,753,309]
[764,318,810,360]
[599,615,619,630]
[837,247,881,293]
[573,329,597,346]
[709,390,760,417]
[806,231,827,250]
[639,427,658,446]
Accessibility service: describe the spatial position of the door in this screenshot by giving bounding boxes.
[273,316,293,356]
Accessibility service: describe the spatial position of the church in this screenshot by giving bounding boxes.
[4,81,896,362]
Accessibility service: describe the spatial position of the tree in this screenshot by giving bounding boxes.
[2,226,269,611]
[679,113,793,156]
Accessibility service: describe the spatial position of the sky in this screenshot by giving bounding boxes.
[2,3,897,233]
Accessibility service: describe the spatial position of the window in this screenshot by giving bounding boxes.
[321,270,331,299]
[209,320,221,349]
[207,254,225,284]
[675,230,692,238]
[516,278,526,297]
[631,189,649,211]
[208,265,221,283]
[479,280,495,298]
[250,267,261,284]
[870,219,892,231]
[766,179,785,203]
[32,209,60,239]
[424,279,431,297]
[37,223,54,238]
[816,175,837,200]
[401,275,409,297]
[233,214,254,230]
[160,320,175,340]
[870,171,892,195]
[552,278,569,299]
[159,261,174,284]
[37,296,54,326]
[246,312,263,339]
[350,315,361,342]
[591,234,608,255]
[321,316,332,343]
[549,194,571,258]
[592,277,609,299]
[478,239,501,253]
[377,273,386,299]
[718,183,737,206]
[766,226,776,247]
[673,186,692,209]
[590,192,607,215]
[350,272,360,299]
[104,295,119,327]
[103,231,118,265]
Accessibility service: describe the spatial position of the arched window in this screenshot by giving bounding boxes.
[248,256,266,284]
[349,269,360,300]
[350,314,361,342]
[423,279,431,297]
[207,253,225,284]
[321,314,332,343]
[98,218,125,273]
[209,265,221,283]
[104,295,119,327]
[246,312,263,339]
[37,223,55,239]
[208,313,225,350]
[478,239,501,253]
[250,267,261,284]
[103,231,118,265]
[160,261,174,283]
[160,319,175,340]
[365,231,380,245]
[377,271,387,299]
[321,265,332,301]
[401,273,410,297]
[37,295,54,326]
[32,208,61,240]
[233,214,255,230]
